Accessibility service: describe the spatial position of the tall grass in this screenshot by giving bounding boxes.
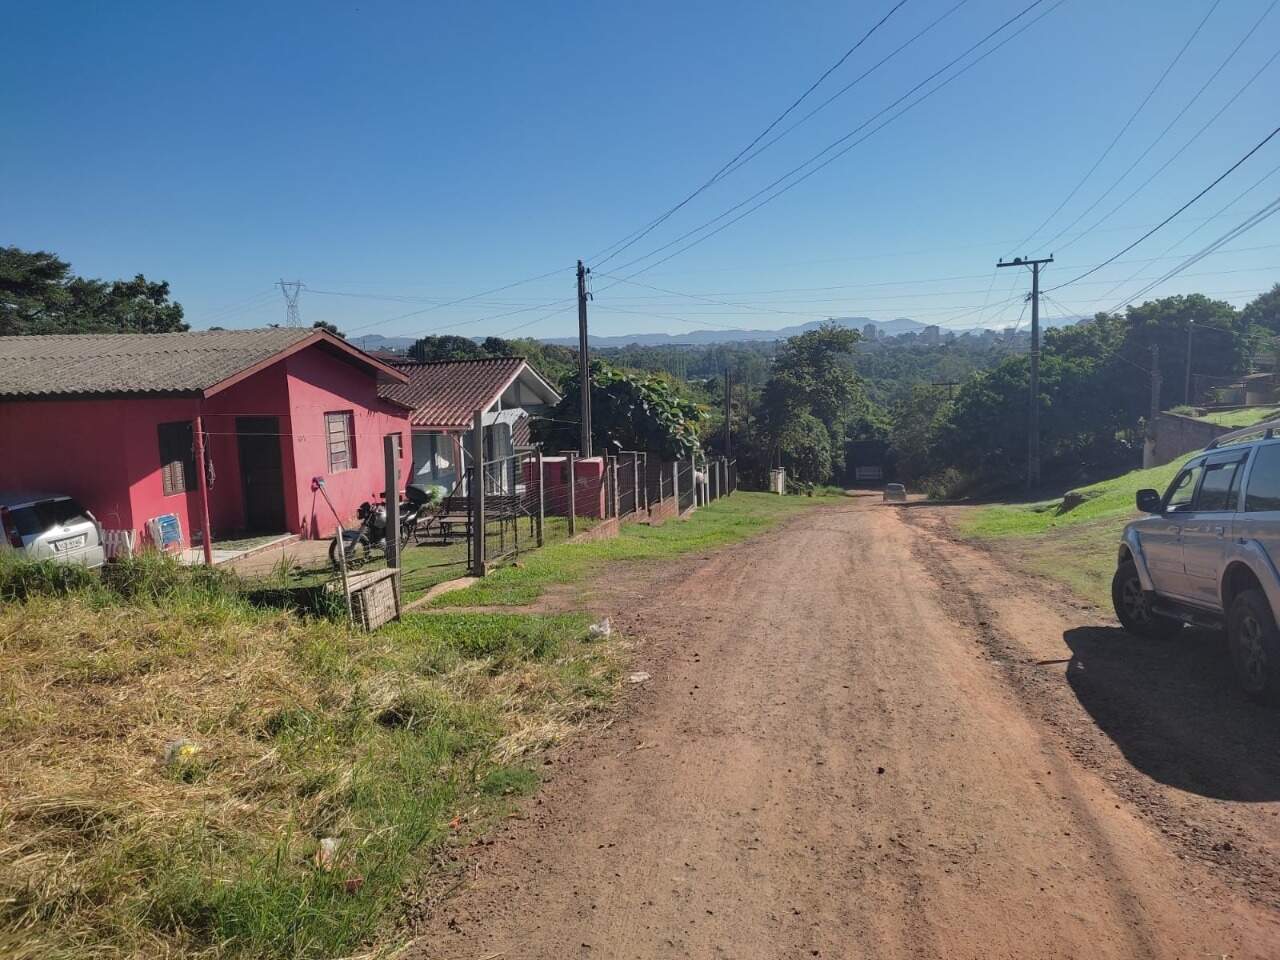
[0,553,619,959]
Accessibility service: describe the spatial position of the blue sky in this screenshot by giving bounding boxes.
[2,0,1277,340]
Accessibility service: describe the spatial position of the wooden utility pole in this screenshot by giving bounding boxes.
[192,414,214,566]
[1185,321,1194,405]
[723,368,733,457]
[577,260,593,458]
[470,410,486,576]
[996,255,1053,490]
[1144,343,1162,469]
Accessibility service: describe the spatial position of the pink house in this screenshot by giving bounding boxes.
[0,328,413,555]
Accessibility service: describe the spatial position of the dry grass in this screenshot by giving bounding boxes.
[0,557,620,959]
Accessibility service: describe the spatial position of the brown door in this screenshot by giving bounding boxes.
[236,417,286,532]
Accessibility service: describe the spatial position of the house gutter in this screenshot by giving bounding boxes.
[193,409,215,566]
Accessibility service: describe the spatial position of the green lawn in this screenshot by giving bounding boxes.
[1195,405,1280,428]
[957,457,1191,607]
[432,490,845,608]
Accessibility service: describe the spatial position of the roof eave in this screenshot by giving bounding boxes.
[202,330,410,398]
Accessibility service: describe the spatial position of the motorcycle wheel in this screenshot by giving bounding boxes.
[329,530,371,569]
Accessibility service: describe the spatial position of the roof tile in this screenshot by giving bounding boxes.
[0,328,317,397]
[379,357,527,428]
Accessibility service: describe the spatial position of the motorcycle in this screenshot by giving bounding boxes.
[328,485,437,568]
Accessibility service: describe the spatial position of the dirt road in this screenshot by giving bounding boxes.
[410,495,1280,959]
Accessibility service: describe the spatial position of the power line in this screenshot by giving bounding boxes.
[1013,0,1223,253]
[1046,125,1280,293]
[1108,193,1280,312]
[1054,44,1280,256]
[588,0,914,269]
[340,265,573,336]
[1032,0,1277,255]
[598,0,1065,287]
[1092,158,1280,304]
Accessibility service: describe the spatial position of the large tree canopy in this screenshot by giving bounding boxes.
[534,361,704,460]
[0,246,186,335]
[753,322,878,483]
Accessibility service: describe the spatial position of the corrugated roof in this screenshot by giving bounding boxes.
[0,328,406,398]
[379,357,528,428]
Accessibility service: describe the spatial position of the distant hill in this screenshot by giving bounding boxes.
[350,334,415,352]
[540,316,928,348]
[353,314,1078,353]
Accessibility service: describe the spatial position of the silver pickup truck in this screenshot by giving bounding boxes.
[1113,423,1280,704]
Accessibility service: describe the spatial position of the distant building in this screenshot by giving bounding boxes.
[922,325,941,345]
[862,323,880,340]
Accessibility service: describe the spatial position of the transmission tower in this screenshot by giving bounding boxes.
[278,279,303,327]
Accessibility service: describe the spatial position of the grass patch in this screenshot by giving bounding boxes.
[0,557,619,959]
[958,457,1188,539]
[1195,405,1280,428]
[431,490,842,607]
[956,457,1194,607]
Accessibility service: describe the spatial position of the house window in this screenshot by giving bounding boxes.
[326,411,356,473]
[157,421,195,496]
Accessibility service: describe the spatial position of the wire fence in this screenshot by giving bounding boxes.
[231,451,738,608]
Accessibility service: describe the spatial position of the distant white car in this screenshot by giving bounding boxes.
[0,491,106,568]
[883,483,907,503]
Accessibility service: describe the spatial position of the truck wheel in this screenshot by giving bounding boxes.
[1111,560,1182,640]
[1227,588,1280,705]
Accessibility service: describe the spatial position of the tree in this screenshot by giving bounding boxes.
[1242,284,1280,334]
[408,334,486,362]
[0,246,186,335]
[754,322,878,483]
[887,385,949,485]
[312,319,344,338]
[533,361,703,459]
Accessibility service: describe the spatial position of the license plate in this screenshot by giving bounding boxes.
[53,534,86,552]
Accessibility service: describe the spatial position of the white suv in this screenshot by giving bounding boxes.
[1113,426,1280,704]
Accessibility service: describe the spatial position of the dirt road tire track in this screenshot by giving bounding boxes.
[407,496,1280,959]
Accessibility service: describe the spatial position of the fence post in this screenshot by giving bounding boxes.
[470,411,486,576]
[672,461,680,514]
[658,464,665,504]
[536,448,545,547]
[566,451,577,536]
[614,455,624,522]
[640,452,649,512]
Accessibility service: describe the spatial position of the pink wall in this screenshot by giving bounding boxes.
[281,348,411,538]
[0,343,411,548]
[533,456,607,519]
[0,395,205,542]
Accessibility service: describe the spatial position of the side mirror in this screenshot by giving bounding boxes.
[1136,488,1162,514]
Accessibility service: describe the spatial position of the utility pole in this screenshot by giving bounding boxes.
[1145,343,1162,469]
[723,368,733,457]
[1185,320,1194,405]
[278,279,303,327]
[996,255,1053,490]
[576,260,593,458]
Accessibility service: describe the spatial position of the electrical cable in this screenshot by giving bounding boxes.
[597,0,1066,288]
[1046,125,1280,293]
[587,0,915,268]
[1031,0,1277,255]
[1053,46,1280,256]
[1012,0,1223,252]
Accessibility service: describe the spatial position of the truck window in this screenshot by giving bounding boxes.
[1197,460,1242,512]
[1245,444,1280,512]
[1166,464,1202,512]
